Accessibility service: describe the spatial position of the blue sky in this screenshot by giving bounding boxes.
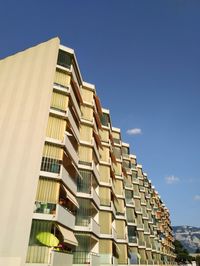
[0,0,199,226]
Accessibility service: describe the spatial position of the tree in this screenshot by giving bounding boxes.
[173,240,193,264]
[196,255,200,266]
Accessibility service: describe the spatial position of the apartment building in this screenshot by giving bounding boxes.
[0,37,175,266]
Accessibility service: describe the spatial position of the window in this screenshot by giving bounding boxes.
[46,116,66,141]
[51,92,68,112]
[128,226,137,243]
[100,113,109,127]
[113,147,121,159]
[54,69,70,88]
[77,170,92,194]
[57,49,72,69]
[41,144,62,173]
[125,190,133,205]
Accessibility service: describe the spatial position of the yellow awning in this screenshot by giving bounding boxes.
[62,185,79,208]
[57,225,78,246]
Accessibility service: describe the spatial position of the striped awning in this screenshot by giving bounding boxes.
[57,225,78,246]
[61,184,79,208]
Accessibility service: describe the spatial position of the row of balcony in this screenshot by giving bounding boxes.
[26,248,101,266]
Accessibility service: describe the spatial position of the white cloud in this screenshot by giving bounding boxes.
[126,128,142,135]
[194,195,200,201]
[165,175,180,184]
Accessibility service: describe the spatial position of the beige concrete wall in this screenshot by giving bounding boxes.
[0,37,60,266]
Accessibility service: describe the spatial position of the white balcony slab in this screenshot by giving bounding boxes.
[60,166,77,195]
[64,133,79,166]
[54,205,75,230]
[66,109,80,140]
[51,251,73,266]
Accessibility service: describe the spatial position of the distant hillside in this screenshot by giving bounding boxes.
[173,226,200,253]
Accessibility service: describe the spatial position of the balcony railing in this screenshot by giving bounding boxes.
[131,164,136,170]
[26,246,72,264]
[128,236,138,244]
[55,204,75,230]
[135,206,142,213]
[90,218,100,236]
[132,177,139,184]
[26,246,50,263]
[124,182,133,189]
[73,251,99,264]
[41,157,61,174]
[51,250,73,266]
[75,217,100,236]
[125,198,134,205]
[91,187,100,207]
[113,138,120,145]
[34,201,56,215]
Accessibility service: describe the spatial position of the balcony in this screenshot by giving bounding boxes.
[137,223,144,230]
[90,218,100,236]
[73,251,99,266]
[60,166,77,195]
[26,245,50,264]
[132,177,139,184]
[26,246,73,265]
[90,253,100,266]
[33,203,75,230]
[133,191,140,198]
[113,138,121,145]
[53,82,70,93]
[139,186,145,192]
[92,162,100,183]
[54,205,75,230]
[131,163,136,170]
[100,254,116,265]
[91,187,100,207]
[128,236,138,245]
[93,139,100,161]
[51,250,73,266]
[64,133,79,166]
[125,198,134,206]
[69,85,81,119]
[135,206,142,214]
[112,227,117,241]
[144,227,150,234]
[142,211,148,219]
[66,108,80,140]
[124,182,133,189]
[75,217,100,237]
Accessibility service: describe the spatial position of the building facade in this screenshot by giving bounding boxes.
[0,38,175,266]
